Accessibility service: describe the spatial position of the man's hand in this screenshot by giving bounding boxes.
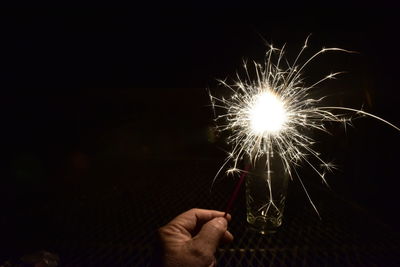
[158,208,234,267]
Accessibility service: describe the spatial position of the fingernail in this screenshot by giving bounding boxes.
[215,217,227,227]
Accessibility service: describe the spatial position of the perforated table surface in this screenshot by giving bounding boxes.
[2,159,399,266]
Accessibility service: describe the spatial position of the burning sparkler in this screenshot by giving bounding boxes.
[209,36,400,226]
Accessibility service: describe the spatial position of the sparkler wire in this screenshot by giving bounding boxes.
[224,164,250,217]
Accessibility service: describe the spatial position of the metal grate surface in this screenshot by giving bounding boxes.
[1,159,399,266]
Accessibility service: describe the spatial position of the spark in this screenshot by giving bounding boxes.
[209,37,400,216]
[248,91,287,134]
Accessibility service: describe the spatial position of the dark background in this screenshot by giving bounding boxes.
[1,4,400,264]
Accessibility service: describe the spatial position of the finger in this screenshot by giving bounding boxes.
[189,208,225,222]
[168,209,228,233]
[224,213,232,222]
[191,217,228,255]
[186,209,231,222]
[222,230,234,244]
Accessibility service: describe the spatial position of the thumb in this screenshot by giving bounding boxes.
[192,217,228,254]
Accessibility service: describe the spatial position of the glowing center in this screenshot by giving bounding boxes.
[249,91,287,134]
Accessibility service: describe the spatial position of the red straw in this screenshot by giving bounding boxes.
[224,164,251,217]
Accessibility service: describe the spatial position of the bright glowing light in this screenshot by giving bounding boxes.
[209,37,400,216]
[249,91,287,134]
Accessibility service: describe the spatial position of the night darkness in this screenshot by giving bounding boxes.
[1,5,400,266]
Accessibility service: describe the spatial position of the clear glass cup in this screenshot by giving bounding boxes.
[245,152,289,234]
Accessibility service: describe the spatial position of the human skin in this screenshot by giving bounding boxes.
[157,209,234,267]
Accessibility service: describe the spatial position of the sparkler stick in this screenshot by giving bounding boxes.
[224,164,250,217]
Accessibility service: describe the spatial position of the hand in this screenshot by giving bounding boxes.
[157,208,234,267]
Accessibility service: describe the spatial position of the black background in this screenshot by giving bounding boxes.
[1,4,400,261]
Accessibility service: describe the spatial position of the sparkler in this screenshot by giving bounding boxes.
[210,36,400,217]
